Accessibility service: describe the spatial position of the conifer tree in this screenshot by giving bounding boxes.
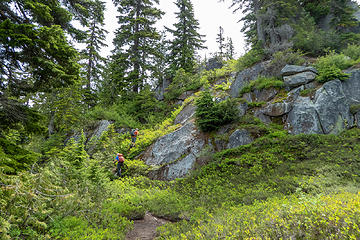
[225,37,235,59]
[111,0,164,94]
[166,0,206,76]
[0,0,80,135]
[80,0,108,107]
[216,26,225,57]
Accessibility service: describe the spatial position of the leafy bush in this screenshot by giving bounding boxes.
[316,65,350,83]
[0,138,40,174]
[342,44,360,61]
[195,91,239,132]
[235,48,264,72]
[239,76,284,95]
[267,48,305,76]
[315,51,352,83]
[165,69,205,101]
[158,192,360,239]
[350,104,360,115]
[292,17,342,56]
[203,59,237,83]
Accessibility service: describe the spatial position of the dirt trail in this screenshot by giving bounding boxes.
[126,212,169,240]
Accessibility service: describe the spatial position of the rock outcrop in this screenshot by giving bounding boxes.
[141,65,360,180]
[227,129,253,149]
[230,61,271,98]
[143,121,206,180]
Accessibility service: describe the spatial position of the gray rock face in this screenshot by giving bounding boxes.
[343,69,360,104]
[283,71,317,89]
[262,102,293,117]
[314,80,353,134]
[230,61,270,98]
[237,102,248,117]
[243,88,279,103]
[285,96,322,134]
[174,103,196,125]
[227,129,253,149]
[166,153,197,180]
[261,86,300,117]
[90,120,111,140]
[143,122,205,180]
[281,65,318,76]
[286,80,354,135]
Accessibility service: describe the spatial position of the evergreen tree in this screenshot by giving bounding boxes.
[111,0,164,94]
[225,37,235,59]
[0,0,80,134]
[80,0,108,107]
[216,26,225,57]
[166,0,206,76]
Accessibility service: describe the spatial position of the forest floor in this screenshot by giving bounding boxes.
[125,212,169,240]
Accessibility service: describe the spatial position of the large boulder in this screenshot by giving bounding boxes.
[227,129,253,149]
[343,69,360,104]
[243,88,279,103]
[260,86,301,117]
[143,121,205,180]
[230,61,271,98]
[314,80,353,134]
[283,71,317,89]
[174,103,196,125]
[281,65,318,76]
[286,80,354,134]
[285,96,322,134]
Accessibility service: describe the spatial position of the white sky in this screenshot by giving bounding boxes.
[102,0,246,59]
[101,0,360,59]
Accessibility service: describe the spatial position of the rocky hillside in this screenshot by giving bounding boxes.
[136,63,360,180]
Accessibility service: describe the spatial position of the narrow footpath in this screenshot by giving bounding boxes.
[125,212,169,240]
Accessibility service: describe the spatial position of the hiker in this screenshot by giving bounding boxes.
[130,128,139,148]
[114,153,125,177]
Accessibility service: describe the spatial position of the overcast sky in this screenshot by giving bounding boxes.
[102,0,246,59]
[101,0,360,59]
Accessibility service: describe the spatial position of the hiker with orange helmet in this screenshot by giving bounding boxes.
[114,153,125,177]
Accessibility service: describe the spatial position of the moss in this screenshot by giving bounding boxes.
[350,104,360,115]
[247,101,266,108]
[239,76,284,95]
[300,88,316,97]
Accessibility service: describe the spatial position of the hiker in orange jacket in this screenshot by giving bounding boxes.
[114,153,125,177]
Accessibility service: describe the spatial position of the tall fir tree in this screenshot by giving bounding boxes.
[0,0,80,134]
[80,0,108,107]
[110,0,164,94]
[225,37,235,59]
[166,0,206,76]
[216,26,225,57]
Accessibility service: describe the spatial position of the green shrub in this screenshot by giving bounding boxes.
[157,192,360,240]
[267,49,306,76]
[293,19,342,56]
[165,69,204,101]
[236,48,264,72]
[316,51,354,70]
[315,51,352,83]
[316,65,350,83]
[342,44,360,61]
[195,91,239,132]
[239,76,284,95]
[203,59,237,83]
[350,104,360,115]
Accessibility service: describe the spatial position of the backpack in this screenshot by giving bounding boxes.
[130,129,135,137]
